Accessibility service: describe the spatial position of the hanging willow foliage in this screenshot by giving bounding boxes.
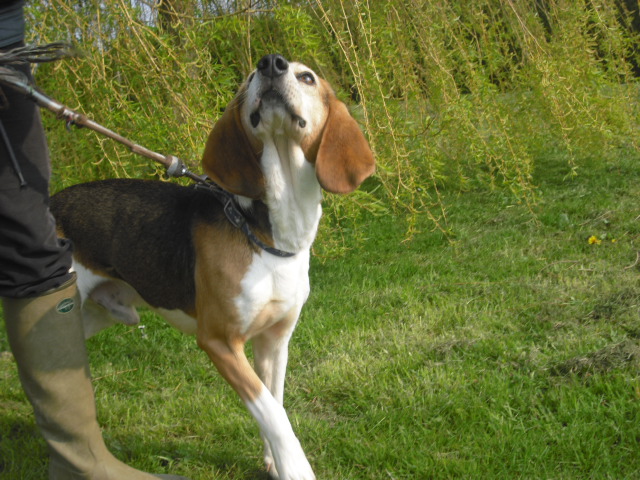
[25,0,640,240]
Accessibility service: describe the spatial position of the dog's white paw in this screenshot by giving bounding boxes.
[250,391,315,480]
[267,441,315,480]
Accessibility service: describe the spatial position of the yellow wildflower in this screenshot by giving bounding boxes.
[588,235,601,245]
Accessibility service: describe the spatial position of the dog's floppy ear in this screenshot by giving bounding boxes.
[314,96,375,194]
[202,96,265,199]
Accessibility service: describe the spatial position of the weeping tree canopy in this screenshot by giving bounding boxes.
[25,0,640,239]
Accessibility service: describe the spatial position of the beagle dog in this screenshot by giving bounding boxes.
[50,54,375,480]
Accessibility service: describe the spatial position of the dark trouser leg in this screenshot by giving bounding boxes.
[0,58,72,299]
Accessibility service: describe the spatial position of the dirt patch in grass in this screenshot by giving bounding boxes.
[587,288,640,321]
[551,340,640,376]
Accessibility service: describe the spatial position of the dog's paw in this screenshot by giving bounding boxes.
[268,443,315,480]
[265,457,278,479]
[264,444,276,476]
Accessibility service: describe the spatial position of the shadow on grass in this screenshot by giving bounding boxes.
[0,414,272,480]
[0,416,47,478]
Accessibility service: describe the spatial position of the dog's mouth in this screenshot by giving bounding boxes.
[250,89,306,129]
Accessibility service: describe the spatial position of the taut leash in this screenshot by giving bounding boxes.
[0,48,206,183]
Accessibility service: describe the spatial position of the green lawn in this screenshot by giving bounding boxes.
[1,150,639,479]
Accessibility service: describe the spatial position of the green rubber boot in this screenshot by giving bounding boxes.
[3,275,188,479]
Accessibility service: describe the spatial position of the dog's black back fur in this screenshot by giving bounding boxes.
[50,179,256,312]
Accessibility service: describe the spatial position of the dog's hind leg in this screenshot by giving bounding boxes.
[73,262,141,338]
[89,280,140,326]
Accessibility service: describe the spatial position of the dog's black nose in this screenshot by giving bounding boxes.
[257,54,289,78]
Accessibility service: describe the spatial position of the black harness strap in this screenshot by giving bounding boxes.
[194,181,295,258]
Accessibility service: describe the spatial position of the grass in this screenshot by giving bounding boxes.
[1,148,640,479]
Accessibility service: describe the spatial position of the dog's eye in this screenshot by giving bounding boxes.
[297,72,315,85]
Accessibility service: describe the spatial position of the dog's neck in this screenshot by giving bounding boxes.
[249,135,322,254]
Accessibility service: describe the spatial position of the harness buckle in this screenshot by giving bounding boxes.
[223,199,246,229]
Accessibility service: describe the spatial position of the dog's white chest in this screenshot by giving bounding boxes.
[235,251,311,338]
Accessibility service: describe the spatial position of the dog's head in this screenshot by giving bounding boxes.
[202,54,375,199]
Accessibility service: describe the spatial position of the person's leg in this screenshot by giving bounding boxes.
[0,60,73,298]
[0,58,187,480]
[3,277,187,479]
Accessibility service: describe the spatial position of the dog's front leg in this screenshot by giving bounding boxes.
[253,326,295,475]
[197,332,315,480]
[253,310,300,402]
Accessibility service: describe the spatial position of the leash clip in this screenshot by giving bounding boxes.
[165,155,187,178]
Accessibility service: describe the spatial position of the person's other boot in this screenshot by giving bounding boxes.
[3,275,188,479]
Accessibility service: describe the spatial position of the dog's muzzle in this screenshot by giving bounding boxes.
[250,54,306,129]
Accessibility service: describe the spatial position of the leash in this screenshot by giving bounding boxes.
[0,43,295,258]
[0,63,204,183]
